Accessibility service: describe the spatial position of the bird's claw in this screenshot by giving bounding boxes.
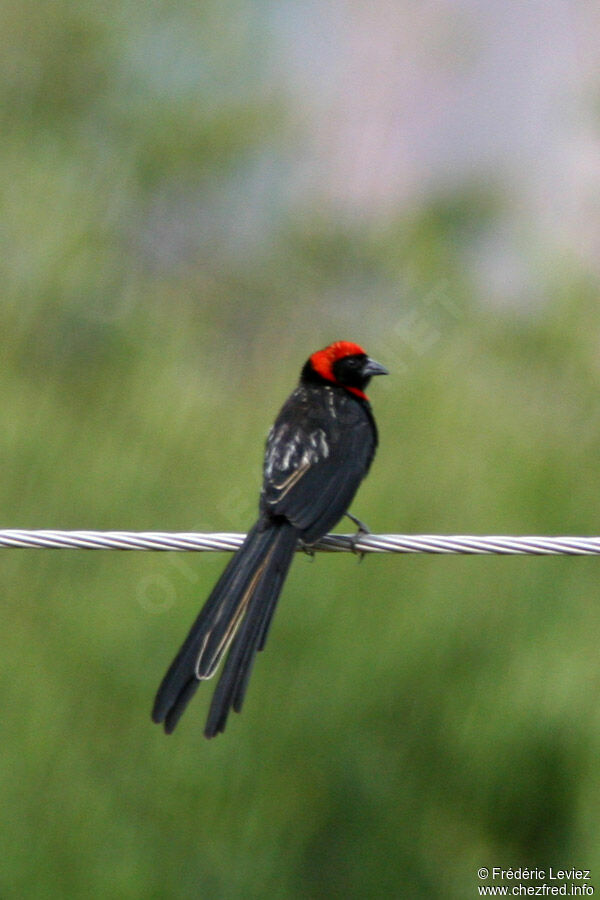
[299,540,316,560]
[345,512,370,561]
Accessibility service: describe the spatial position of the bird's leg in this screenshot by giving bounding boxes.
[299,539,316,560]
[345,512,370,534]
[345,512,370,560]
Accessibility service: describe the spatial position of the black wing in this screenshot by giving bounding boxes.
[260,385,377,543]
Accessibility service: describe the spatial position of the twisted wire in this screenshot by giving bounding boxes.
[1,530,600,555]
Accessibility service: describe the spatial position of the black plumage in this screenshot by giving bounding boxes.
[152,341,387,737]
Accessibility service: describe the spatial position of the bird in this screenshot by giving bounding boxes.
[152,340,388,738]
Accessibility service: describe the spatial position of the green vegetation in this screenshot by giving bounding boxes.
[3,2,600,897]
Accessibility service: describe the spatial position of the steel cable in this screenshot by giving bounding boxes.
[1,530,600,555]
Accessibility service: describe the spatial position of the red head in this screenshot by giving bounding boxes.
[304,341,388,401]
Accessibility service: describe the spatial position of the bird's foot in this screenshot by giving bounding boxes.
[299,540,316,560]
[345,512,370,561]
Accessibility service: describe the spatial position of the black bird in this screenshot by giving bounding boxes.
[152,340,388,737]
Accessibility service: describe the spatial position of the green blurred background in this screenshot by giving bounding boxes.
[3,1,600,897]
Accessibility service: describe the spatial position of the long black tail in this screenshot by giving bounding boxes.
[152,520,298,737]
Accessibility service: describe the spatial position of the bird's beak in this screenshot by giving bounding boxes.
[362,357,389,377]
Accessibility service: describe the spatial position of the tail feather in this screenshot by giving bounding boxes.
[152,522,268,731]
[204,531,297,737]
[152,521,298,735]
[152,523,266,720]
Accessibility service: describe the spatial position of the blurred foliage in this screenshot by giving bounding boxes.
[2,2,600,898]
